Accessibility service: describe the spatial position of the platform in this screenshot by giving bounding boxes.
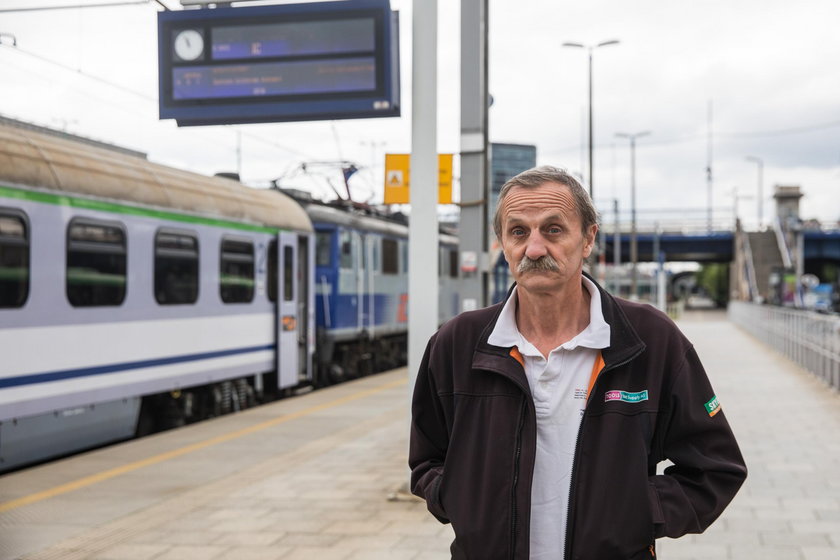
[1,310,839,559]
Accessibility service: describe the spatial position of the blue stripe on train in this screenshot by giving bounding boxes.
[316,293,404,331]
[0,344,275,389]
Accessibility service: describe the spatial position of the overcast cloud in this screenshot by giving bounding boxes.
[1,0,838,227]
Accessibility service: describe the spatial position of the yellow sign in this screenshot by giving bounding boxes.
[383,153,453,204]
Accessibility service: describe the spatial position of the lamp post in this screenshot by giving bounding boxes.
[562,40,620,202]
[745,156,764,229]
[615,130,650,300]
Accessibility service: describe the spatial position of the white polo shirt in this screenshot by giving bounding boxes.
[488,277,611,559]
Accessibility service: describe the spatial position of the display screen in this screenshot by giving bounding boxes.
[158,1,400,125]
[211,18,375,60]
[173,57,376,100]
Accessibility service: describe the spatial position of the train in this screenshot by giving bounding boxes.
[0,117,460,472]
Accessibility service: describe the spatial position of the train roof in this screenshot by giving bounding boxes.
[303,201,459,245]
[0,117,312,233]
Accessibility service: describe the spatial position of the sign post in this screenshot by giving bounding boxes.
[383,153,452,204]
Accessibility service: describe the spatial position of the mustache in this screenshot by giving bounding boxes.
[517,255,560,273]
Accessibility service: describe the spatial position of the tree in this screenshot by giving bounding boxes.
[695,263,730,307]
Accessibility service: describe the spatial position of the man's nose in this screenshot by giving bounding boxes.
[524,232,548,260]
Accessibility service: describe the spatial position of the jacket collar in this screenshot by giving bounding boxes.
[473,272,646,380]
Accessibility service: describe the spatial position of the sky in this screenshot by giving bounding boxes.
[1,0,839,230]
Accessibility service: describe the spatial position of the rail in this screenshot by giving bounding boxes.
[741,230,759,301]
[773,215,794,268]
[728,301,840,392]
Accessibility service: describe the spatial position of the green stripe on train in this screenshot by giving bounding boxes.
[0,184,282,234]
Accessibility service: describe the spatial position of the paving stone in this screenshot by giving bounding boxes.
[220,546,292,560]
[154,544,228,560]
[728,544,803,560]
[345,549,418,560]
[90,543,170,560]
[277,532,342,548]
[281,546,351,560]
[801,548,840,560]
[761,531,832,546]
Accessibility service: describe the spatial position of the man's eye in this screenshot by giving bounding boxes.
[547,227,562,234]
[511,228,525,236]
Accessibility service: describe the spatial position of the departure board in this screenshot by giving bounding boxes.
[157,0,399,126]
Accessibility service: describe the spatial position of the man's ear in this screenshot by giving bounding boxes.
[583,224,598,257]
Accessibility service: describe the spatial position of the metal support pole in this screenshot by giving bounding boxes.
[616,130,650,300]
[587,50,593,200]
[459,0,489,311]
[408,0,438,400]
[613,199,620,294]
[654,222,666,311]
[561,40,620,201]
[706,100,714,232]
[630,140,638,299]
[746,156,764,229]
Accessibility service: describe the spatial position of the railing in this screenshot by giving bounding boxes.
[729,301,840,392]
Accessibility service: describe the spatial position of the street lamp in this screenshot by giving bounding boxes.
[562,39,620,202]
[745,156,764,229]
[615,130,650,300]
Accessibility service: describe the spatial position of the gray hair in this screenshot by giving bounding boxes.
[492,165,598,238]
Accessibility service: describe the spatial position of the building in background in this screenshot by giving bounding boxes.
[489,142,537,303]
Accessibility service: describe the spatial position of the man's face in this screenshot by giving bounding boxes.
[499,182,597,295]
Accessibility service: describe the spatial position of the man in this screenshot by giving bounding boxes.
[409,166,746,559]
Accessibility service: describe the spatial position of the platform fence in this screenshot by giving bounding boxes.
[728,301,840,392]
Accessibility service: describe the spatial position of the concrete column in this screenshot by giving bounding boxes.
[459,0,489,311]
[408,1,439,394]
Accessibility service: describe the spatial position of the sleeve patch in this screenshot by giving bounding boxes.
[704,395,721,417]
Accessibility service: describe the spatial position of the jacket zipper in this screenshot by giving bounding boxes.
[563,349,645,560]
[510,397,526,560]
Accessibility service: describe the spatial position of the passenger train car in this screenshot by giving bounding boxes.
[0,119,316,472]
[0,118,460,472]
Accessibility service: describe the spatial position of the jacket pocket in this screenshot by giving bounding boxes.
[648,480,666,537]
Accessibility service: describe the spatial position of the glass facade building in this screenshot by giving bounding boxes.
[489,143,536,303]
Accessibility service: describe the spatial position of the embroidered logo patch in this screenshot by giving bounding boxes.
[605,390,649,403]
[704,395,721,417]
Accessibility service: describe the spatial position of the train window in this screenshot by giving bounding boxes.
[449,249,459,278]
[339,231,353,269]
[400,240,408,273]
[382,238,398,275]
[267,239,277,302]
[0,210,29,308]
[220,237,254,303]
[283,245,294,301]
[66,218,127,307]
[315,231,331,267]
[154,229,198,305]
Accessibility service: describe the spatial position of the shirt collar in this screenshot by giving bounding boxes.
[488,276,611,352]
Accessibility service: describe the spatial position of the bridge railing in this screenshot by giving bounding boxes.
[728,301,840,392]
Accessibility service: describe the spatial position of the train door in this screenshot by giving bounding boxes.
[354,231,365,332]
[365,234,377,332]
[297,233,314,383]
[277,232,299,389]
